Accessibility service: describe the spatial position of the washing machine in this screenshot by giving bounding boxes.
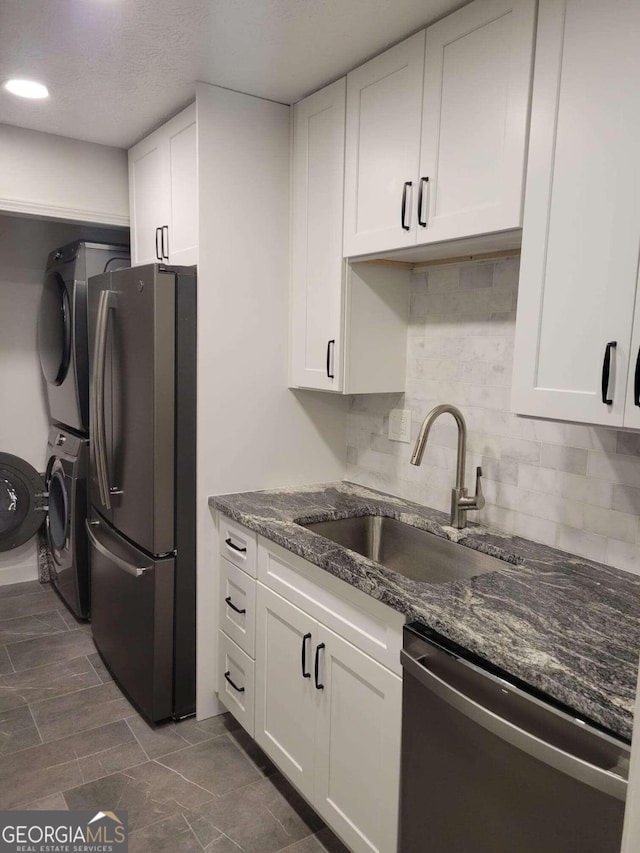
[0,426,90,619]
[37,240,130,434]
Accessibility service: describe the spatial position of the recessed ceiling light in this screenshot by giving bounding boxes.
[3,79,49,99]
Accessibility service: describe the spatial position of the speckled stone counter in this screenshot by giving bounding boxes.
[210,481,640,741]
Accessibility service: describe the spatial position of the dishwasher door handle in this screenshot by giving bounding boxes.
[401,650,627,801]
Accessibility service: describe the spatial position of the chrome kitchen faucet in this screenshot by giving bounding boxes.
[411,404,485,529]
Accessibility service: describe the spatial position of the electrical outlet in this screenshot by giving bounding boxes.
[389,409,412,443]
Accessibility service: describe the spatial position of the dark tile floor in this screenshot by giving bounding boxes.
[0,580,349,853]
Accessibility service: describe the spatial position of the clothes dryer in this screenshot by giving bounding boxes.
[37,241,129,434]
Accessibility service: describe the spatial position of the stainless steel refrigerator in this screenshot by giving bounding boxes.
[86,264,196,722]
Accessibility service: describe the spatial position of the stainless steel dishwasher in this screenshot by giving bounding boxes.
[400,622,629,853]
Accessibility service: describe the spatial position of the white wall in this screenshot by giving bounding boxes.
[196,82,347,718]
[0,124,129,227]
[0,213,128,585]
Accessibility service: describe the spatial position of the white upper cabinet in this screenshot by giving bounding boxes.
[418,0,536,243]
[625,266,640,430]
[128,103,197,267]
[511,0,640,426]
[290,81,410,395]
[343,32,426,256]
[291,79,346,391]
[343,0,535,259]
[129,131,169,266]
[165,112,198,266]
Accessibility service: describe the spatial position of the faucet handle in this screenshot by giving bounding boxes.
[474,466,485,510]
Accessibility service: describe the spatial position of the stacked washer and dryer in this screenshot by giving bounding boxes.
[0,241,129,619]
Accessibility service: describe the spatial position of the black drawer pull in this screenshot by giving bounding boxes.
[161,225,169,261]
[634,347,640,407]
[601,341,617,405]
[301,632,312,678]
[225,537,247,554]
[326,340,335,379]
[225,596,246,615]
[155,227,162,261]
[401,181,412,231]
[418,177,429,227]
[314,643,325,690]
[224,671,245,693]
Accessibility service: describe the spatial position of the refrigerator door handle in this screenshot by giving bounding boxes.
[91,289,108,508]
[92,290,116,510]
[86,520,151,577]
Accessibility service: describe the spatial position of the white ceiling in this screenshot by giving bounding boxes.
[0,0,463,150]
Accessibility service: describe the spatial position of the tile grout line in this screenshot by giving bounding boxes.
[119,722,240,763]
[3,636,94,677]
[178,812,207,852]
[277,834,325,853]
[124,717,152,762]
[11,675,117,714]
[224,730,274,778]
[85,653,108,685]
[0,607,69,629]
[2,704,137,761]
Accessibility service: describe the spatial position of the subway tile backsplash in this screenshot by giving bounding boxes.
[345,256,640,576]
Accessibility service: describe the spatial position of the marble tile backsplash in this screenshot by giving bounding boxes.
[346,255,640,576]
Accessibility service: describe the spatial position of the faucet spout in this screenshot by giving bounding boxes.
[411,404,467,491]
[410,403,483,529]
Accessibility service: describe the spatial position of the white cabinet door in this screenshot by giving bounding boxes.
[128,127,169,266]
[624,264,640,429]
[128,104,197,267]
[165,105,198,266]
[344,32,425,257]
[291,79,346,391]
[418,0,535,243]
[314,624,402,853]
[254,583,317,803]
[511,0,640,425]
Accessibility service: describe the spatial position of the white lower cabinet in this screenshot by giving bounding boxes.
[216,516,403,853]
[313,623,402,853]
[218,630,255,736]
[254,584,317,801]
[255,582,402,853]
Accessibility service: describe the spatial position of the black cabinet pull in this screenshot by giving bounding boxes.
[314,643,325,690]
[155,227,162,261]
[225,596,246,615]
[401,181,412,231]
[601,341,617,405]
[417,177,429,227]
[326,340,335,379]
[634,347,640,407]
[224,671,245,693]
[161,225,169,260]
[301,632,312,679]
[225,537,247,554]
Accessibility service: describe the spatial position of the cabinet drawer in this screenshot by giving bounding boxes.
[218,631,255,736]
[219,516,257,577]
[219,557,256,657]
[258,538,404,675]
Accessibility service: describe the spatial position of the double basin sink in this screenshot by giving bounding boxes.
[300,514,502,585]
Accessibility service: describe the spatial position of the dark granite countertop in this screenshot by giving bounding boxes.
[209,481,640,741]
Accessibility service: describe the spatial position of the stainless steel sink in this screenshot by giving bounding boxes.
[300,515,502,585]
